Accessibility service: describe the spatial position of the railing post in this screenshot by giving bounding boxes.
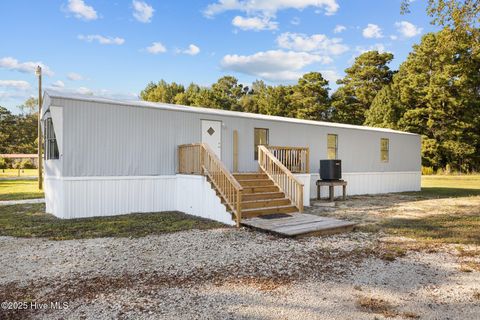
[299,184,304,212]
[236,189,242,227]
[306,147,310,173]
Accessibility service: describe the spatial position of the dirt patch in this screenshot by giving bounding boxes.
[356,296,397,317]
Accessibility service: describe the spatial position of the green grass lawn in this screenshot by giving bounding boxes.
[0,169,38,177]
[420,174,480,197]
[0,204,224,240]
[382,175,480,245]
[382,214,480,245]
[0,179,44,201]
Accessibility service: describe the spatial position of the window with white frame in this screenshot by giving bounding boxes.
[44,118,59,160]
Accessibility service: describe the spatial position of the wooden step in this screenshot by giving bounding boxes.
[242,205,298,218]
[242,192,285,201]
[238,179,274,187]
[233,173,268,180]
[241,198,291,209]
[242,185,280,194]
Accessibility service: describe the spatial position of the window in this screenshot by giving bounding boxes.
[327,134,338,159]
[44,118,59,160]
[381,138,389,162]
[254,128,269,160]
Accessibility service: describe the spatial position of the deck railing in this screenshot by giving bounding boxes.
[267,146,309,173]
[178,143,243,226]
[258,145,304,212]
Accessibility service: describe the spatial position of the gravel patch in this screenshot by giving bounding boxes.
[0,227,479,320]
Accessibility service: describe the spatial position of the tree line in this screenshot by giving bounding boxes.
[140,1,480,172]
[0,98,38,157]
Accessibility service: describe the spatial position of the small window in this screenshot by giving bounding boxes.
[381,138,389,162]
[254,128,269,160]
[327,134,338,159]
[44,118,59,160]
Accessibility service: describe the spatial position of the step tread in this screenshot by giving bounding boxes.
[241,198,292,209]
[233,173,269,180]
[242,192,285,201]
[243,204,297,213]
[238,179,274,186]
[242,198,290,204]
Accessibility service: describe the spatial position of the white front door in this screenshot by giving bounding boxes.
[201,120,222,159]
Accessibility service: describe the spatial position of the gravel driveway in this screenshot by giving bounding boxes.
[1,227,479,320]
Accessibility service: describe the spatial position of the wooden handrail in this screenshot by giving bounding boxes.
[267,146,309,173]
[178,143,243,226]
[258,145,304,212]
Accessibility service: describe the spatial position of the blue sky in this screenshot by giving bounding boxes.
[0,0,438,113]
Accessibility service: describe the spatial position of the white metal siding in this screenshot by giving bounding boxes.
[53,97,421,178]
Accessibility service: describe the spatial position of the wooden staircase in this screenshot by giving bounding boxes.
[232,172,297,219]
[178,143,304,226]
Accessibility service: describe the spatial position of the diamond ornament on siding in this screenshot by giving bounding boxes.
[207,127,215,136]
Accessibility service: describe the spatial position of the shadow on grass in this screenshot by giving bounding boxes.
[0,203,225,240]
[380,213,480,245]
[0,192,45,201]
[401,187,480,200]
[420,187,480,198]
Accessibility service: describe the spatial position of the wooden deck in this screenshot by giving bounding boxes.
[241,213,355,238]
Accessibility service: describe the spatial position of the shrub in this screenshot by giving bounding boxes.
[421,166,434,175]
[0,157,6,169]
[19,159,35,169]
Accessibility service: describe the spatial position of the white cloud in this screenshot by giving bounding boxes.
[232,16,278,31]
[146,42,167,54]
[132,0,154,23]
[390,35,398,40]
[276,32,349,56]
[290,17,300,25]
[66,0,98,20]
[333,25,346,33]
[67,72,84,81]
[355,43,387,54]
[78,34,125,45]
[0,57,54,76]
[76,87,93,95]
[221,50,330,81]
[51,80,65,88]
[0,80,31,90]
[204,0,339,17]
[182,44,201,56]
[0,91,32,100]
[46,84,138,100]
[320,70,341,84]
[395,21,422,38]
[362,24,383,38]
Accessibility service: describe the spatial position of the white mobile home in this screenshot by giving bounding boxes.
[41,91,421,225]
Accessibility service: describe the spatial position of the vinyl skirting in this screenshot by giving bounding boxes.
[44,171,420,222]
